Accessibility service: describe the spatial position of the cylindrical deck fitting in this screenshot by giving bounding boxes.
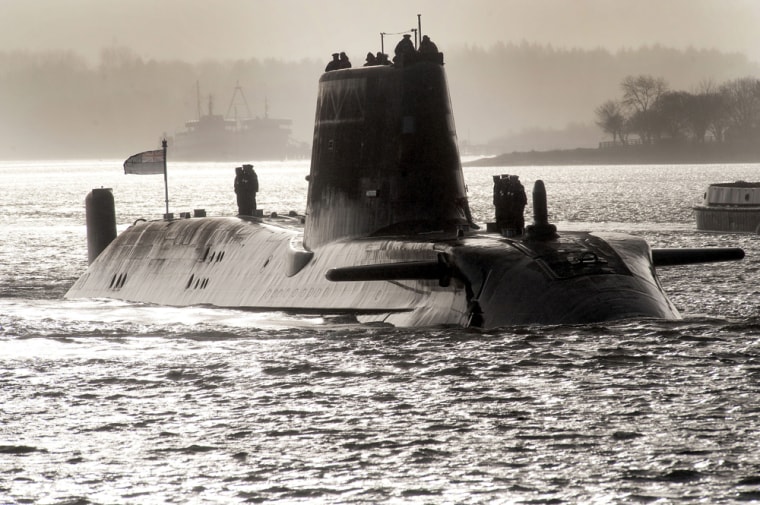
[525,180,558,241]
[85,188,117,264]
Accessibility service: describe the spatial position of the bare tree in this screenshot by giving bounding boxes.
[692,80,727,142]
[621,75,669,113]
[594,100,626,143]
[620,75,669,143]
[719,77,760,141]
[627,109,658,144]
[687,91,725,143]
[654,91,692,142]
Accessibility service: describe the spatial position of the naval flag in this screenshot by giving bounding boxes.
[123,140,171,216]
[123,149,165,175]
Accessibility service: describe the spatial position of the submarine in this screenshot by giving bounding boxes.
[65,39,744,328]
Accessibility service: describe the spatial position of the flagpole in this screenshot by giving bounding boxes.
[162,138,169,218]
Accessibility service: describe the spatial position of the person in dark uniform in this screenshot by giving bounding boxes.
[338,52,352,69]
[493,174,527,236]
[509,175,527,234]
[363,52,377,66]
[493,175,507,228]
[325,53,340,72]
[418,35,438,54]
[243,164,258,213]
[234,166,248,215]
[393,34,415,65]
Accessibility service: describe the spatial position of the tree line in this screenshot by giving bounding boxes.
[596,75,760,146]
[2,43,759,159]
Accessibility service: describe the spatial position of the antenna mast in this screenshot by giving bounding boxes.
[226,82,253,119]
[195,81,201,120]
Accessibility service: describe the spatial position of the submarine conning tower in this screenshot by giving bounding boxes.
[304,53,471,249]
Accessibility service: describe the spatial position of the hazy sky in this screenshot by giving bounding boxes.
[2,0,760,64]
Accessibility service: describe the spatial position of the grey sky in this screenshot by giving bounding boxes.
[2,0,760,63]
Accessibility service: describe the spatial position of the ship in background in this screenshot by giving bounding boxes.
[170,83,308,161]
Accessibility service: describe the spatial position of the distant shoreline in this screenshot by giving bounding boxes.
[465,143,760,167]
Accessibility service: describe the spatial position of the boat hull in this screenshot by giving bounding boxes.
[65,216,680,328]
[695,206,760,233]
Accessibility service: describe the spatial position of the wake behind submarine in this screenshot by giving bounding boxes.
[66,36,744,328]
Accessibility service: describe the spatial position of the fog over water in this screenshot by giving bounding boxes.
[2,0,760,159]
[4,0,760,64]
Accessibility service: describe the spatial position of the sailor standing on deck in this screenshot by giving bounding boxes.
[418,35,439,54]
[393,34,415,65]
[493,174,527,236]
[234,165,258,216]
[325,53,340,72]
[364,52,377,66]
[234,166,247,215]
[243,164,259,214]
[338,52,352,69]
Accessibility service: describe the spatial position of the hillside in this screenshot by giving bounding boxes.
[465,143,760,167]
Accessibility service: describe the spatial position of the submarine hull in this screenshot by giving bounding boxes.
[65,216,679,327]
[65,41,743,327]
[66,217,469,325]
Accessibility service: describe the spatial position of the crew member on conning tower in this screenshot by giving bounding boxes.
[419,35,438,54]
[364,52,377,66]
[325,53,340,71]
[393,34,415,65]
[338,52,352,69]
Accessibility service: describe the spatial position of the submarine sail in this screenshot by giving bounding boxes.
[305,59,470,248]
[65,31,744,327]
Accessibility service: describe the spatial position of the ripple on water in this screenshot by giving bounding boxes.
[3,162,760,502]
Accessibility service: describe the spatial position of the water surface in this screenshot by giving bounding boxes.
[1,161,759,503]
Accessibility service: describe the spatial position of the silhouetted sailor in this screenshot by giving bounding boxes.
[338,52,352,69]
[393,34,415,65]
[235,164,258,216]
[243,164,259,214]
[325,53,340,72]
[493,174,527,236]
[364,52,377,66]
[376,52,390,65]
[234,166,247,215]
[419,35,439,54]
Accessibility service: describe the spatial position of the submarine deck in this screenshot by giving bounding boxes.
[66,215,680,327]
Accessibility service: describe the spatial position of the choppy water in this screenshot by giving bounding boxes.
[2,160,760,504]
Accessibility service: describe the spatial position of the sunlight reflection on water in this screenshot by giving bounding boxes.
[2,160,760,503]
